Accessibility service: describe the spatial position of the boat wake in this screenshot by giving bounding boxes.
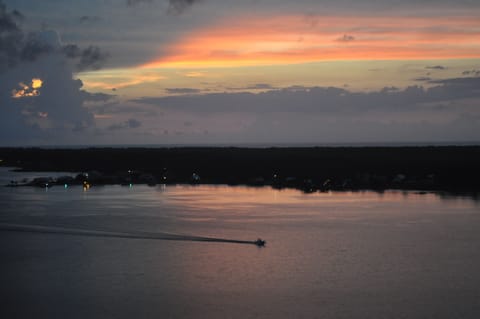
[0,223,266,247]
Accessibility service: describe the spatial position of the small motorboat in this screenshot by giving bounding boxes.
[254,238,266,247]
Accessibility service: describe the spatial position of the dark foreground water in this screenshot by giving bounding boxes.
[1,168,480,318]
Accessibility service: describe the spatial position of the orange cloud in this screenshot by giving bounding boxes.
[12,78,43,98]
[142,15,480,68]
[183,71,206,77]
[82,73,165,90]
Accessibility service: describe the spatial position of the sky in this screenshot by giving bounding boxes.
[1,0,480,146]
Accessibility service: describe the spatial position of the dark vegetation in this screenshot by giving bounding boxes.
[1,146,479,192]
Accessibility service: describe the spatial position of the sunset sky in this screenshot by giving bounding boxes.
[1,0,480,145]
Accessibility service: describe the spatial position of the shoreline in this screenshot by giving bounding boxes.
[1,146,479,193]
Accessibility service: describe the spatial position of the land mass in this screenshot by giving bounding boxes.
[1,146,479,193]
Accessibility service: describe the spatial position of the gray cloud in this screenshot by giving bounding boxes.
[0,1,112,145]
[127,118,142,128]
[134,77,480,115]
[0,54,96,142]
[107,123,126,131]
[125,0,200,14]
[462,69,480,76]
[62,44,81,58]
[126,0,153,6]
[1,2,56,69]
[83,83,480,145]
[429,77,480,87]
[75,46,109,71]
[127,77,480,144]
[79,15,101,24]
[89,100,158,117]
[62,44,109,71]
[107,118,142,130]
[167,0,201,15]
[426,65,446,70]
[225,83,278,91]
[20,31,56,61]
[337,34,355,42]
[10,9,22,19]
[412,77,432,82]
[0,1,20,31]
[81,91,116,102]
[165,87,201,94]
[1,3,29,70]
[246,83,275,90]
[1,2,108,73]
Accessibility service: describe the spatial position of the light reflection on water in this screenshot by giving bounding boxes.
[1,168,480,318]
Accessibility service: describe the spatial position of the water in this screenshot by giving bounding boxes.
[1,167,480,318]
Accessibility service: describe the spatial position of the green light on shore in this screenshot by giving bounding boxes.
[129,183,133,188]
[64,184,68,189]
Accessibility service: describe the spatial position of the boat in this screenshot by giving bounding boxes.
[254,238,266,247]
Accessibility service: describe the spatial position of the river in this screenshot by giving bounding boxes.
[1,167,479,318]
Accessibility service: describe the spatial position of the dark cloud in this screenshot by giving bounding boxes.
[412,77,432,82]
[0,54,96,144]
[76,46,109,71]
[109,78,480,144]
[426,65,446,70]
[0,1,111,145]
[107,123,126,131]
[247,83,275,90]
[62,44,109,71]
[79,15,101,24]
[0,1,20,32]
[379,86,399,93]
[0,3,26,70]
[62,44,81,58]
[10,9,23,20]
[462,69,480,76]
[1,3,108,73]
[165,88,201,94]
[429,76,480,87]
[167,0,201,15]
[337,34,355,42]
[126,0,153,6]
[134,77,480,115]
[81,91,116,102]
[1,2,58,68]
[20,31,56,61]
[107,118,142,131]
[284,85,309,91]
[127,118,142,128]
[225,83,277,91]
[90,102,157,117]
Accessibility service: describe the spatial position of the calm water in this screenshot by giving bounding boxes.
[1,168,480,318]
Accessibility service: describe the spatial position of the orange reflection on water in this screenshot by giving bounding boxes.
[160,185,447,213]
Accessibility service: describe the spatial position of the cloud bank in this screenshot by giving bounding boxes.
[0,1,112,145]
[130,77,480,144]
[135,77,480,114]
